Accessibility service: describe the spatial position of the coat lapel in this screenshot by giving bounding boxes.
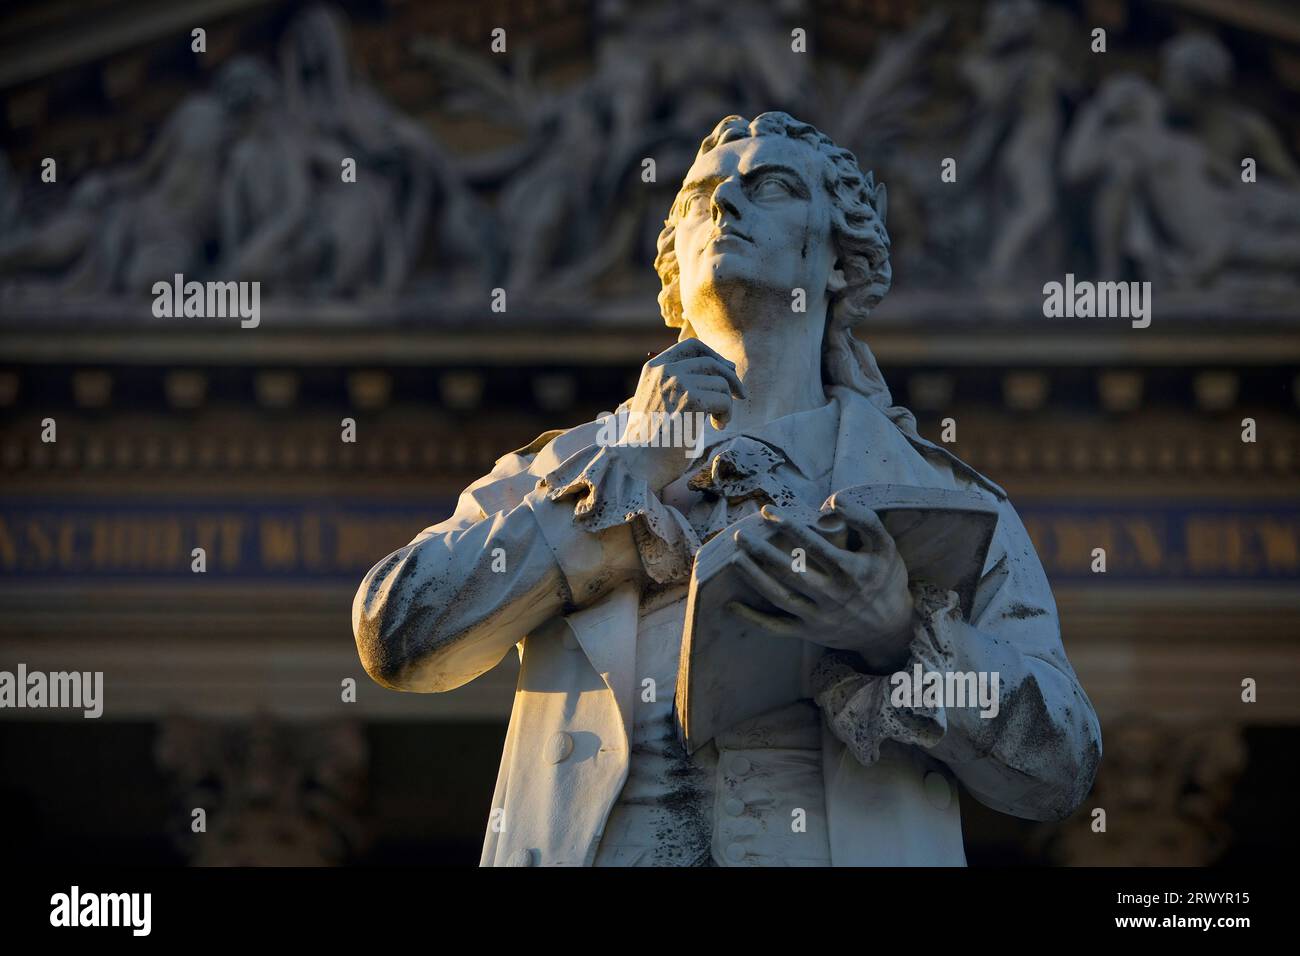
[563,581,639,751]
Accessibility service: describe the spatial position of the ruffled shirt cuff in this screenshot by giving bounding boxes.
[812,582,963,766]
[538,444,702,586]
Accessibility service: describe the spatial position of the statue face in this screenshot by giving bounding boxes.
[672,134,841,329]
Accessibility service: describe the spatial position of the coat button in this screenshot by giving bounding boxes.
[546,731,575,764]
[506,848,534,867]
[924,771,952,810]
[723,797,745,817]
[725,842,746,863]
[730,755,751,775]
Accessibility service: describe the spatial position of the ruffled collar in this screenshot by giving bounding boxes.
[663,396,840,543]
[694,395,839,483]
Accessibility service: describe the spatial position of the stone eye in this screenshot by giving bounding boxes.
[681,192,706,215]
[752,177,792,199]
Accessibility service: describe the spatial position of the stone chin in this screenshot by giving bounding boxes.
[693,258,775,299]
[696,242,780,290]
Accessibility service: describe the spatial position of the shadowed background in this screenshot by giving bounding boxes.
[1,0,1298,865]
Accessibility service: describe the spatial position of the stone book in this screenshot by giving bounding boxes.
[674,484,1001,754]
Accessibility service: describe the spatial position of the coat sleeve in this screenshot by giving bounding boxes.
[813,494,1103,822]
[352,438,649,693]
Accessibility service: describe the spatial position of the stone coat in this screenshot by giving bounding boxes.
[353,384,1102,865]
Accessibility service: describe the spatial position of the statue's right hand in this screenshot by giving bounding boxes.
[616,338,746,492]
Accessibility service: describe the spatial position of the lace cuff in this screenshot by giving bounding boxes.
[812,583,963,766]
[539,444,701,585]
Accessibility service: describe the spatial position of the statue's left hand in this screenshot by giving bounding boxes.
[728,502,914,673]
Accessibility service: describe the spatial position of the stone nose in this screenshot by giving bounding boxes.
[710,178,744,224]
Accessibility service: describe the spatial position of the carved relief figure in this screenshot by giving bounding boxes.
[956,0,1070,283]
[1063,75,1300,286]
[214,56,310,289]
[1,3,490,301]
[0,91,228,294]
[1160,33,1299,187]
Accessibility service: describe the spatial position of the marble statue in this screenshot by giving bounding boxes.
[354,112,1102,866]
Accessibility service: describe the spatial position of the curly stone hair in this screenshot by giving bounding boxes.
[653,111,903,413]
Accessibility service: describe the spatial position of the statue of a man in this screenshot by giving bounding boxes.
[353,112,1101,866]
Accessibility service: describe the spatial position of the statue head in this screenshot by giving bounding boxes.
[1161,33,1233,112]
[1096,75,1165,128]
[654,111,894,402]
[281,4,353,114]
[216,56,277,117]
[982,0,1042,51]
